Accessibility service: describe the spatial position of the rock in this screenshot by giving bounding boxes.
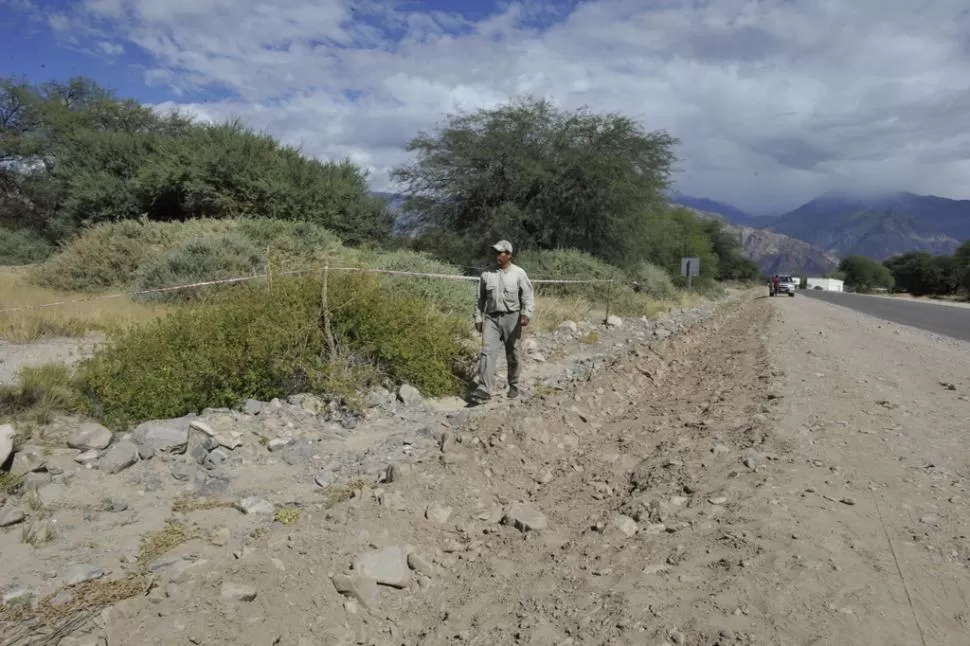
[68,423,113,451]
[97,441,139,474]
[331,574,379,609]
[840,497,857,506]
[708,497,728,506]
[314,472,336,488]
[235,497,274,515]
[920,514,939,526]
[206,448,230,467]
[425,501,453,524]
[407,552,434,577]
[522,338,539,354]
[74,449,101,465]
[670,630,686,645]
[502,502,548,532]
[220,582,257,602]
[267,438,291,452]
[365,388,394,408]
[243,399,264,415]
[0,507,26,527]
[742,456,757,470]
[137,445,155,461]
[211,527,231,547]
[557,321,579,336]
[0,424,15,468]
[101,498,128,513]
[611,514,638,538]
[1,587,32,604]
[131,419,190,454]
[10,447,46,477]
[397,384,424,407]
[354,546,411,588]
[64,564,105,586]
[605,315,623,328]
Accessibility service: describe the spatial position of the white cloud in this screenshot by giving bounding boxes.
[38,0,970,212]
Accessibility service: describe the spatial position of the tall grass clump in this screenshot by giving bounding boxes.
[76,274,474,428]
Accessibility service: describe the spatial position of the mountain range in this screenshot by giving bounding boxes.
[373,189,970,277]
[671,190,970,272]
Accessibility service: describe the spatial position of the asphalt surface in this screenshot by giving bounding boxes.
[797,289,970,342]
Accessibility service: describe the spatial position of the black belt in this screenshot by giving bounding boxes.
[487,310,518,316]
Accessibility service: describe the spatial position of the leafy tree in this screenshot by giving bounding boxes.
[0,76,392,254]
[700,218,760,281]
[883,251,956,296]
[838,255,894,292]
[391,97,679,269]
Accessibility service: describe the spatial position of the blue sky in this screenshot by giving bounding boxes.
[2,0,969,214]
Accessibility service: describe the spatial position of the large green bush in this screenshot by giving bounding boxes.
[131,233,265,303]
[77,274,474,427]
[359,249,474,317]
[0,228,55,265]
[28,218,350,293]
[628,262,677,300]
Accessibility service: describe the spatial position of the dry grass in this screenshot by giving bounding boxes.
[136,519,202,566]
[0,267,170,343]
[531,291,709,333]
[0,574,154,646]
[171,494,233,514]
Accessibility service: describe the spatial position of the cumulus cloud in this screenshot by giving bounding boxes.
[23,0,970,213]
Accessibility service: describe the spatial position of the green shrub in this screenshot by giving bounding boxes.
[0,363,85,424]
[628,262,677,300]
[29,219,236,292]
[235,219,346,266]
[328,271,475,394]
[131,233,265,303]
[77,274,474,427]
[28,218,347,294]
[0,228,56,265]
[359,249,475,317]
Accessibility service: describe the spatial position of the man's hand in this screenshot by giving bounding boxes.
[475,322,483,333]
[520,315,530,328]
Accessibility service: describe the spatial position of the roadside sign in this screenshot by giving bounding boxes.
[680,256,700,277]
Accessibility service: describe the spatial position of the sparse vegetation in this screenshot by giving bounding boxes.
[0,77,744,432]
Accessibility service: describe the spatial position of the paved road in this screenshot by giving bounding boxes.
[799,289,970,342]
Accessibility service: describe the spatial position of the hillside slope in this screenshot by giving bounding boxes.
[686,207,839,276]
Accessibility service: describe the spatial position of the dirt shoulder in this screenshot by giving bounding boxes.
[7,291,970,645]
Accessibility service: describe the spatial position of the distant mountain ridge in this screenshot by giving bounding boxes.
[765,191,970,260]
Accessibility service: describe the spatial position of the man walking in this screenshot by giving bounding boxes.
[470,240,535,403]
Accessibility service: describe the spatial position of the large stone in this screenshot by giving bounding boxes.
[234,497,274,515]
[397,384,424,407]
[63,564,106,586]
[10,446,46,476]
[131,419,190,454]
[331,574,379,609]
[354,546,411,588]
[68,423,113,451]
[606,315,623,328]
[96,441,139,474]
[0,423,15,468]
[502,502,548,532]
[0,507,26,527]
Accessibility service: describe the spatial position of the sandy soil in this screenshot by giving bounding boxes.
[7,291,970,645]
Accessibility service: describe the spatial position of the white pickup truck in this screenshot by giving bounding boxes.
[769,275,797,297]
